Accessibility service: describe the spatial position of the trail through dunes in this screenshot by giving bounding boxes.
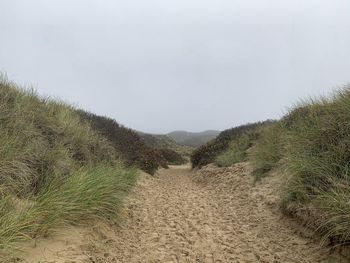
[22,164,347,263]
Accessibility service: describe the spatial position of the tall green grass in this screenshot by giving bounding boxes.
[0,77,139,255]
[193,85,350,245]
[249,123,284,181]
[278,90,350,244]
[0,164,137,250]
[191,122,270,168]
[0,79,116,196]
[215,134,251,167]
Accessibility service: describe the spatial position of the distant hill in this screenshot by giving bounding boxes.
[138,132,194,156]
[167,130,220,148]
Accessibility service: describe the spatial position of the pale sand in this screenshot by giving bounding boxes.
[19,163,347,263]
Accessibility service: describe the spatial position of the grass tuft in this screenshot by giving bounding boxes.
[0,164,137,250]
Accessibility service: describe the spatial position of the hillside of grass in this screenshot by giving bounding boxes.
[0,77,176,257]
[191,85,350,247]
[191,122,271,168]
[168,130,220,148]
[138,132,194,157]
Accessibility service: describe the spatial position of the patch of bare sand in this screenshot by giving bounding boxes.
[18,163,348,263]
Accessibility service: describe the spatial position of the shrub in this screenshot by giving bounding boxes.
[158,148,187,165]
[78,111,165,174]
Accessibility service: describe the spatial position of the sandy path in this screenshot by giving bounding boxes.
[22,163,345,263]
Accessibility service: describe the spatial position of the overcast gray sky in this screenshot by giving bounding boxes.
[1,0,349,133]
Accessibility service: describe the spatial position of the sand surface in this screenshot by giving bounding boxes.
[20,163,346,263]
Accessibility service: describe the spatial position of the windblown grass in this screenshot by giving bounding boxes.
[278,89,350,244]
[192,85,350,246]
[191,122,270,168]
[0,79,116,196]
[215,134,251,167]
[0,77,138,255]
[249,123,284,181]
[0,164,137,250]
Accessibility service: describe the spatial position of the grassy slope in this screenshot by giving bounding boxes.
[168,130,220,148]
[0,78,160,255]
[191,122,271,168]
[138,132,194,157]
[191,85,350,246]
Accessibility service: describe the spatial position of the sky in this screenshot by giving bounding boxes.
[0,0,349,133]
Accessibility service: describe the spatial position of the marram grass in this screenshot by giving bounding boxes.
[192,85,350,246]
[0,164,137,250]
[0,77,137,258]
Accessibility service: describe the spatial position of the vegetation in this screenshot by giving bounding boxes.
[279,91,350,244]
[79,112,187,172]
[157,148,187,165]
[191,122,269,168]
[138,132,193,157]
[192,85,350,246]
[249,123,284,181]
[0,77,172,255]
[4,71,350,253]
[215,133,251,167]
[78,111,167,174]
[0,165,136,250]
[168,130,220,148]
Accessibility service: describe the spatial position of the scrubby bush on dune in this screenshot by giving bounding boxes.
[157,148,187,165]
[78,111,186,173]
[78,111,160,174]
[0,77,137,254]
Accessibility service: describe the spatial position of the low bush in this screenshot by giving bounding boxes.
[158,148,187,165]
[78,111,187,174]
[78,111,163,174]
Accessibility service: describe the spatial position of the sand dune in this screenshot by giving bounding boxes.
[21,164,347,263]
